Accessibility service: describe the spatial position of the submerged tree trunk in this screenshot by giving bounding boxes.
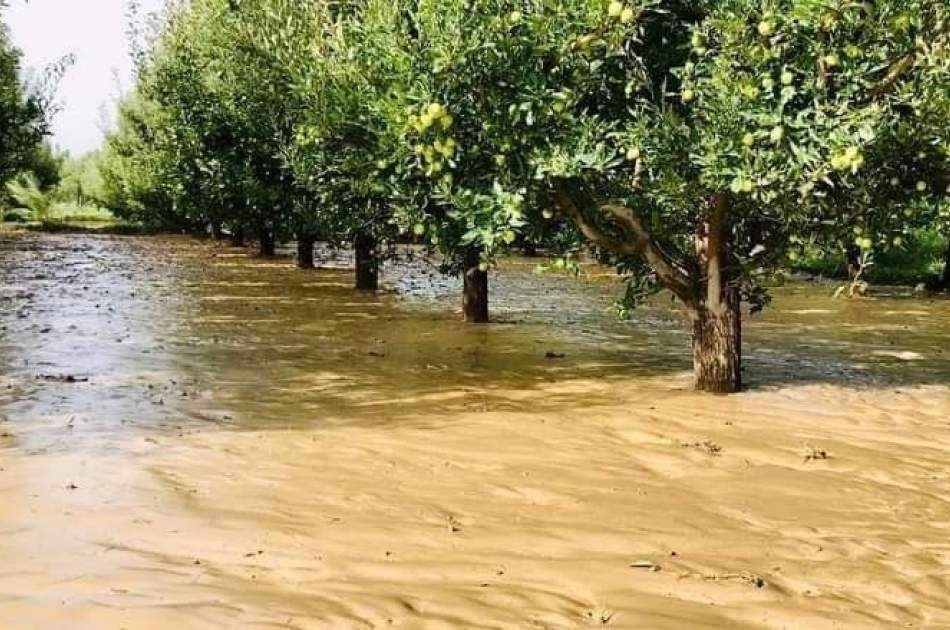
[846,245,862,281]
[691,193,742,393]
[230,226,245,248]
[515,233,538,257]
[211,221,225,240]
[692,288,742,393]
[297,235,315,269]
[553,178,741,393]
[942,240,950,292]
[354,233,379,291]
[258,227,275,258]
[462,246,489,323]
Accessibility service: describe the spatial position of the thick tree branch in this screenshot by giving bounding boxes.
[553,178,699,308]
[871,53,915,96]
[702,194,728,313]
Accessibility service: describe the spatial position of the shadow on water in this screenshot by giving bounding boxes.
[1,233,949,449]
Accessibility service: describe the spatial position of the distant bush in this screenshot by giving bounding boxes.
[48,202,114,222]
[25,219,155,235]
[2,209,27,222]
[5,172,53,221]
[793,229,948,286]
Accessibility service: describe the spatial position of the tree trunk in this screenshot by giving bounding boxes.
[462,246,489,323]
[230,226,245,248]
[515,233,538,257]
[692,288,742,393]
[258,228,275,258]
[354,233,379,291]
[692,193,742,393]
[942,240,950,292]
[846,245,862,280]
[551,179,742,392]
[297,235,315,269]
[211,221,225,240]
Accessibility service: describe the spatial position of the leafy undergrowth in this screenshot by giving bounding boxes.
[792,229,948,287]
[1,219,156,235]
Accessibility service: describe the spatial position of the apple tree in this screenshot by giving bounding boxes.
[389,0,949,391]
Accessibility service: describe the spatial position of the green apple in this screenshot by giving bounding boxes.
[830,154,850,171]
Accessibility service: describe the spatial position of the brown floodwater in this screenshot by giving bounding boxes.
[1,233,949,629]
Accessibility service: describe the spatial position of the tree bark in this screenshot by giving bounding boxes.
[462,246,489,323]
[354,233,379,291]
[552,178,742,392]
[297,235,315,269]
[942,240,950,292]
[846,245,861,281]
[230,226,245,248]
[692,287,742,393]
[691,193,742,393]
[211,221,225,240]
[258,227,276,258]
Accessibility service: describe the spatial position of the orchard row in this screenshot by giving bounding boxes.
[99,0,950,392]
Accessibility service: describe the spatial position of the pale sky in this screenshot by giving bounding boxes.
[5,0,165,156]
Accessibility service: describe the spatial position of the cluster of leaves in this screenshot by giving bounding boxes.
[5,171,52,220]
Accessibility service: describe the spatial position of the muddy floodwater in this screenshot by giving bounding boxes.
[1,233,950,629]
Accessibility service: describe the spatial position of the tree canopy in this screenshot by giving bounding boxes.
[1,7,46,186]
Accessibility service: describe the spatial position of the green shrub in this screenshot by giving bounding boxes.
[793,229,948,285]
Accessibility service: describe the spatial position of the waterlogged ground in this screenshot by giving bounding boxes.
[1,233,949,629]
